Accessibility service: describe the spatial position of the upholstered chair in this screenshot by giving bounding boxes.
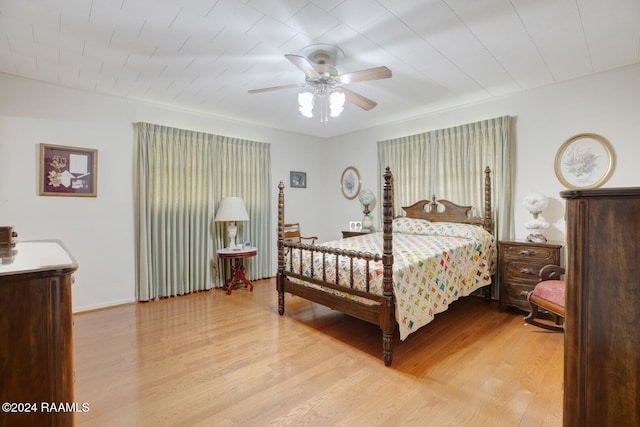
[524,264,565,332]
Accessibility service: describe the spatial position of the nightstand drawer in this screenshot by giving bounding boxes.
[501,244,558,262]
[503,260,548,283]
[503,282,537,312]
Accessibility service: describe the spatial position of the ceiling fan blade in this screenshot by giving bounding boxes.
[248,83,306,94]
[336,66,392,84]
[340,87,377,111]
[285,54,321,78]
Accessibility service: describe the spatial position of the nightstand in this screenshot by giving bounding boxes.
[342,230,372,238]
[499,239,563,313]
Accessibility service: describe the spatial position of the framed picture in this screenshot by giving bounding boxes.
[290,171,307,188]
[554,133,615,189]
[39,143,98,197]
[340,166,361,199]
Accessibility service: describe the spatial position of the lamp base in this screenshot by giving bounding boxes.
[526,232,547,243]
[227,223,238,249]
[362,214,373,231]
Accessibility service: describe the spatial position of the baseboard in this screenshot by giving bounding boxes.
[73,297,136,314]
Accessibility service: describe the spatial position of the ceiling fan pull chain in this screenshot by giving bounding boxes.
[320,95,327,123]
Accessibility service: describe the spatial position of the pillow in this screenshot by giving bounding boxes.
[392,217,432,235]
[425,221,493,244]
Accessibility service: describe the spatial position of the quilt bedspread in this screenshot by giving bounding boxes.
[286,220,496,340]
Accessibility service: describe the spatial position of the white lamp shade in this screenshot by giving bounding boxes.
[329,91,345,117]
[214,197,249,222]
[523,192,548,213]
[298,92,314,118]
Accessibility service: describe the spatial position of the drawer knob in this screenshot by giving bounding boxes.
[520,267,537,276]
[519,249,532,255]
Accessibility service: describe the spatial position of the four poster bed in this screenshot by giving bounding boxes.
[276,167,496,366]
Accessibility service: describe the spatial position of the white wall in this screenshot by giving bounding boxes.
[324,63,640,243]
[2,63,639,312]
[0,73,327,311]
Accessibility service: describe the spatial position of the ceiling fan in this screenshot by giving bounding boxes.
[248,45,392,115]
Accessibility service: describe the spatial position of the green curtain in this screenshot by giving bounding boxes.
[134,123,271,300]
[428,116,514,240]
[376,133,432,211]
[212,136,272,284]
[377,116,514,298]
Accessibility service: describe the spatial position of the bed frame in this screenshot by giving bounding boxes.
[276,166,493,366]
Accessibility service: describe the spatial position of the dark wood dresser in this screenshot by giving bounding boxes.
[498,239,563,313]
[561,187,640,427]
[0,240,78,427]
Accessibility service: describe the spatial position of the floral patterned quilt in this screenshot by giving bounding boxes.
[285,218,496,340]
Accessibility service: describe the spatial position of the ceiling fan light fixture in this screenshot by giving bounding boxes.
[329,91,345,117]
[298,92,314,118]
[250,45,391,120]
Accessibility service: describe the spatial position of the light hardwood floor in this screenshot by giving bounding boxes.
[74,278,563,426]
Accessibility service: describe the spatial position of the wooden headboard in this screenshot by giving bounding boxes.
[400,166,493,233]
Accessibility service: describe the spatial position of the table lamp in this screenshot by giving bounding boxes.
[523,192,549,243]
[358,189,376,231]
[215,197,249,249]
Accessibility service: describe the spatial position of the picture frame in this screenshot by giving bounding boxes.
[39,143,98,197]
[340,166,361,200]
[349,221,362,232]
[290,171,307,188]
[554,133,615,190]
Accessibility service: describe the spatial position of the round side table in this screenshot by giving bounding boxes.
[217,247,257,295]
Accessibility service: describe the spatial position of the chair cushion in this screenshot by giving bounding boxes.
[532,280,565,307]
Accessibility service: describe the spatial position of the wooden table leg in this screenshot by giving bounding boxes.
[224,257,254,295]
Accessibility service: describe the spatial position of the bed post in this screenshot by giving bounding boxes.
[483,166,492,233]
[277,181,286,315]
[381,167,394,366]
[483,166,493,302]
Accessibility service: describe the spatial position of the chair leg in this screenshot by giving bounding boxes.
[552,313,564,327]
[524,301,540,325]
[524,297,564,332]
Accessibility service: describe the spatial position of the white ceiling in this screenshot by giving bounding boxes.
[1,0,639,138]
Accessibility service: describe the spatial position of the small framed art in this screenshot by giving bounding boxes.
[290,171,307,188]
[340,166,361,199]
[39,143,98,197]
[554,133,615,189]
